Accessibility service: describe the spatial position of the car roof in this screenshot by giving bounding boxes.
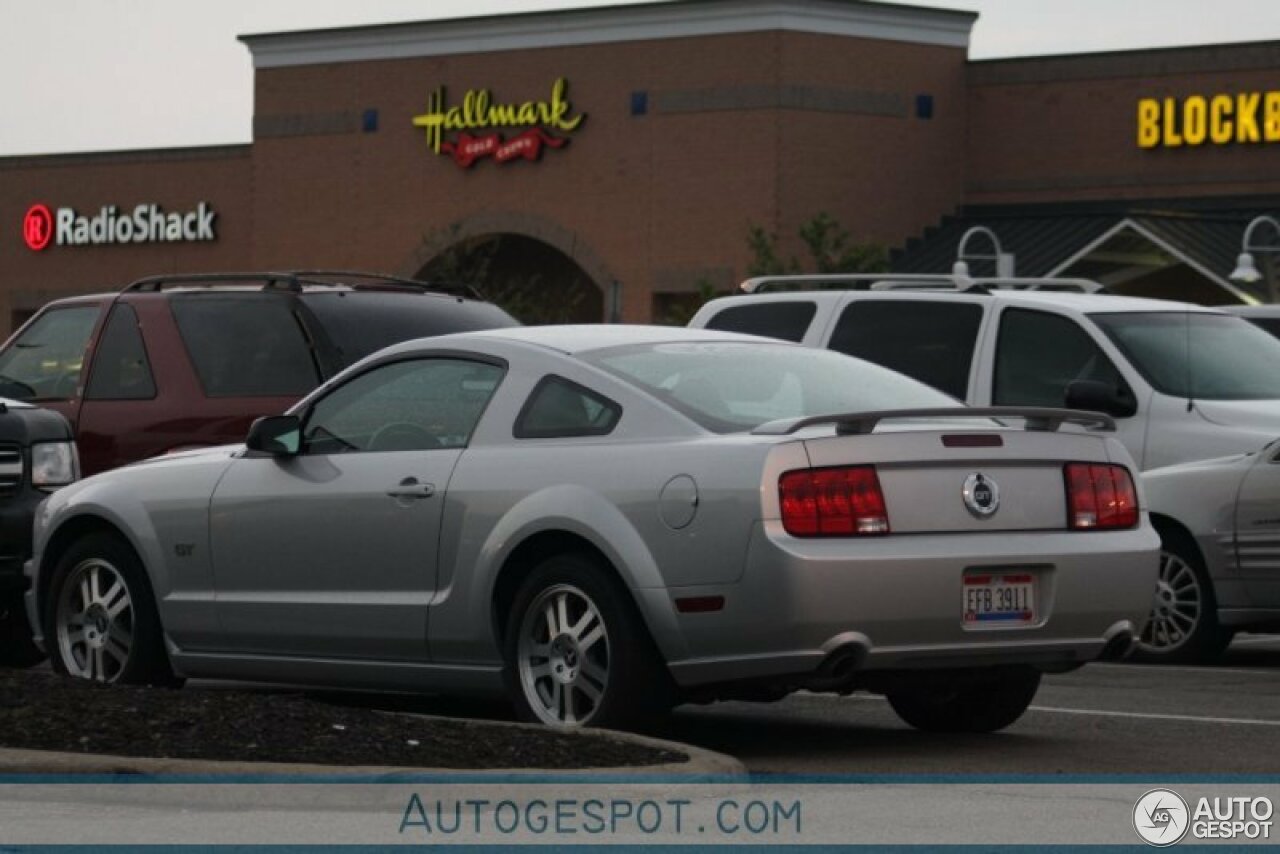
[465,324,785,354]
[702,289,1222,316]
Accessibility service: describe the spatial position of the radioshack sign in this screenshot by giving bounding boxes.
[22,202,217,252]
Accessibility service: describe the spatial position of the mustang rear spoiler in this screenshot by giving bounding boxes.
[751,407,1116,436]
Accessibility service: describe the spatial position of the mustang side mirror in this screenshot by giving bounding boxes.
[246,415,302,456]
[1064,380,1137,419]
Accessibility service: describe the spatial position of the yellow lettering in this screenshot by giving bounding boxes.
[1237,92,1261,142]
[1182,96,1207,145]
[1137,98,1161,148]
[1162,98,1183,147]
[1210,94,1234,144]
[1265,91,1280,142]
[412,78,587,158]
[488,103,518,126]
[551,77,585,131]
[517,102,539,125]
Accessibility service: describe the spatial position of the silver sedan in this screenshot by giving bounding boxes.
[1140,443,1280,661]
[26,326,1158,731]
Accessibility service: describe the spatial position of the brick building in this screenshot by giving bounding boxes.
[4,0,1280,330]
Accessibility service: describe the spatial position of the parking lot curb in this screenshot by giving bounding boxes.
[0,720,744,778]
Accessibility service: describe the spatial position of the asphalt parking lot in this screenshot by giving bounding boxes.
[653,635,1280,775]
[294,635,1280,775]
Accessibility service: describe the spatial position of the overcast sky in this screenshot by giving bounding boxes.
[3,0,1278,156]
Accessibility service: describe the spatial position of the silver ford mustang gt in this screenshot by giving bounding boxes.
[25,326,1158,732]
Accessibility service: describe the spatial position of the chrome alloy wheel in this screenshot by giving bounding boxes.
[55,558,134,682]
[517,583,609,726]
[1139,550,1202,653]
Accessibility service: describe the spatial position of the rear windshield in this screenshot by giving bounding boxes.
[301,291,519,368]
[582,341,955,433]
[1092,311,1280,400]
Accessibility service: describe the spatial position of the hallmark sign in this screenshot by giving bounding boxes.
[411,78,586,169]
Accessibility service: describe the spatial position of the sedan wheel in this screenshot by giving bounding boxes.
[55,559,134,682]
[517,584,610,726]
[1133,534,1232,664]
[46,532,179,686]
[503,553,672,729]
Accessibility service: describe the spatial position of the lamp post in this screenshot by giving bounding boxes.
[1229,215,1280,304]
[953,226,1014,279]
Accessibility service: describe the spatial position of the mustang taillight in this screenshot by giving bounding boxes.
[779,466,889,537]
[1064,463,1138,530]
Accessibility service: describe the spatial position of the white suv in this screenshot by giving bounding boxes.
[690,275,1280,470]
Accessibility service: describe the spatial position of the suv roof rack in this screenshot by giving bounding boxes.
[122,270,484,300]
[739,273,1105,295]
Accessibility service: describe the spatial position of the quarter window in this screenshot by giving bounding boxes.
[704,302,817,343]
[303,358,504,454]
[994,309,1130,408]
[515,376,621,438]
[86,304,156,400]
[827,300,982,399]
[0,305,99,401]
[169,294,318,397]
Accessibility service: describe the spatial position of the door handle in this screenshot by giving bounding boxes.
[386,478,436,499]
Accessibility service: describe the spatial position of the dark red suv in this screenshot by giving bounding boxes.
[0,272,518,475]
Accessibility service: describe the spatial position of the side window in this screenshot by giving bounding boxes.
[85,304,156,400]
[515,376,621,439]
[303,358,504,454]
[703,302,817,343]
[827,301,982,399]
[0,306,100,401]
[169,295,318,397]
[994,309,1129,407]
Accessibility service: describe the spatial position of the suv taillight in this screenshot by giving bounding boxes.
[779,466,890,537]
[1064,463,1138,530]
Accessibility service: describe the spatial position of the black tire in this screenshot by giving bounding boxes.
[887,668,1041,733]
[44,532,178,686]
[0,592,46,668]
[502,552,672,729]
[1133,528,1233,664]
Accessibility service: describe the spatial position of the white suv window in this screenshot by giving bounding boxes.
[994,309,1129,408]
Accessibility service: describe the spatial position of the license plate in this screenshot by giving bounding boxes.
[963,572,1036,627]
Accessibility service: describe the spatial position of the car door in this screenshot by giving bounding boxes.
[208,355,505,661]
[1234,444,1280,608]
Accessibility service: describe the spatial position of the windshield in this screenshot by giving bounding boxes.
[1092,312,1280,401]
[582,341,956,433]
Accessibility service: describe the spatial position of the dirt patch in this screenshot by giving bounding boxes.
[0,668,685,769]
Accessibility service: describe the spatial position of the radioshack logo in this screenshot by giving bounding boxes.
[21,202,217,252]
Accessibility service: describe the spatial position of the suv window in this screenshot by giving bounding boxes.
[86,304,156,400]
[515,376,621,438]
[169,294,319,397]
[299,291,519,368]
[994,308,1129,407]
[304,358,504,454]
[704,302,816,343]
[827,300,981,399]
[0,306,99,401]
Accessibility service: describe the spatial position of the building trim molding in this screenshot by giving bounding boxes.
[240,0,974,69]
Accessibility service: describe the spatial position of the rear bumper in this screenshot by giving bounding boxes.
[654,521,1159,688]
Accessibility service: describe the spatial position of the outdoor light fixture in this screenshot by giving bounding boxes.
[953,226,1014,278]
[1229,215,1280,289]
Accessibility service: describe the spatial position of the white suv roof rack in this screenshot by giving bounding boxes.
[739,273,1105,295]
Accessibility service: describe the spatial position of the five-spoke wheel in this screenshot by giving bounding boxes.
[45,532,178,686]
[504,553,671,729]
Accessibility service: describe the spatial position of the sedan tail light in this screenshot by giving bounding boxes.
[779,465,890,537]
[1064,463,1138,530]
